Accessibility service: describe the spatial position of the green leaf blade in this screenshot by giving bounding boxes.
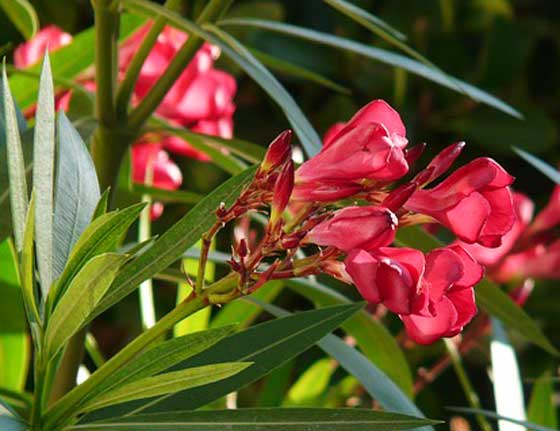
[53,111,101,279]
[45,253,128,358]
[513,147,560,184]
[0,0,38,40]
[33,54,56,296]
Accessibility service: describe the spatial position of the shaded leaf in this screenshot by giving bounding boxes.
[53,112,101,280]
[219,18,522,118]
[528,371,557,429]
[448,407,556,431]
[513,147,560,185]
[70,408,437,430]
[0,0,38,39]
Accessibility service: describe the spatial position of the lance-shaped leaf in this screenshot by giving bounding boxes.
[219,18,522,118]
[2,65,28,251]
[81,363,252,412]
[55,325,237,416]
[20,195,40,327]
[33,54,56,297]
[53,111,101,280]
[51,203,145,306]
[528,371,557,429]
[92,166,257,320]
[0,0,38,40]
[448,407,557,431]
[69,408,439,430]
[80,303,362,421]
[513,147,560,184]
[45,253,128,358]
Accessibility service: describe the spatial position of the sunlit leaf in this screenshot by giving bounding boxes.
[528,371,558,429]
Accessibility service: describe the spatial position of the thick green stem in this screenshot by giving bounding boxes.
[126,0,233,131]
[44,273,238,431]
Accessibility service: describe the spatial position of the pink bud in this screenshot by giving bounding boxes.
[270,160,295,224]
[260,130,293,174]
[404,143,426,165]
[382,182,418,212]
[420,141,466,185]
[237,238,249,258]
[307,206,398,252]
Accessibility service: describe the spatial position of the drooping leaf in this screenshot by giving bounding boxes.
[528,371,558,429]
[396,226,558,355]
[490,318,526,430]
[448,407,557,431]
[513,147,560,184]
[81,363,252,412]
[51,203,145,306]
[254,299,433,431]
[219,18,522,118]
[122,0,323,157]
[0,240,29,391]
[287,279,413,395]
[53,112,101,280]
[70,408,438,430]
[81,303,362,420]
[45,253,128,358]
[2,65,28,251]
[9,14,145,109]
[0,0,38,40]
[33,54,56,297]
[92,166,257,319]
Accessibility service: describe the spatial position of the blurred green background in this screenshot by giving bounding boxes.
[2,0,559,425]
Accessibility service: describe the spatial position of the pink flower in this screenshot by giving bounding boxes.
[294,100,409,202]
[344,247,429,316]
[405,158,515,247]
[307,206,398,252]
[492,240,560,282]
[529,184,560,235]
[120,23,236,160]
[345,244,483,343]
[131,142,182,191]
[400,245,483,344]
[13,25,72,68]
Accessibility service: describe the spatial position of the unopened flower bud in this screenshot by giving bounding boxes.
[270,160,294,225]
[281,230,307,249]
[382,182,418,212]
[260,130,292,175]
[321,259,353,284]
[419,141,465,185]
[237,238,249,258]
[251,260,280,292]
[404,143,426,165]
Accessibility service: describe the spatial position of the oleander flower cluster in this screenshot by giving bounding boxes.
[14,23,236,219]
[232,99,517,344]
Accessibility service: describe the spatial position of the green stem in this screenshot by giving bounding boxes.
[30,351,46,430]
[126,0,233,131]
[44,273,238,431]
[444,339,493,431]
[115,0,183,121]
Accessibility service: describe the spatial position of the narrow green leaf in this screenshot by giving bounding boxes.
[448,407,557,431]
[92,189,111,220]
[2,64,28,251]
[254,300,433,431]
[131,185,202,205]
[52,203,145,306]
[513,147,560,184]
[0,239,30,391]
[71,408,438,430]
[53,111,101,280]
[528,371,557,429]
[20,195,40,326]
[287,279,413,395]
[490,318,526,429]
[219,18,522,118]
[0,0,38,40]
[83,363,252,412]
[92,166,257,320]
[0,413,25,431]
[81,303,362,420]
[9,14,145,109]
[45,253,128,358]
[284,358,334,406]
[397,226,559,355]
[33,54,56,297]
[249,47,351,94]
[122,0,323,157]
[56,326,237,417]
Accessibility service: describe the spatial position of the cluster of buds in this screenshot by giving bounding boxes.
[222,99,520,345]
